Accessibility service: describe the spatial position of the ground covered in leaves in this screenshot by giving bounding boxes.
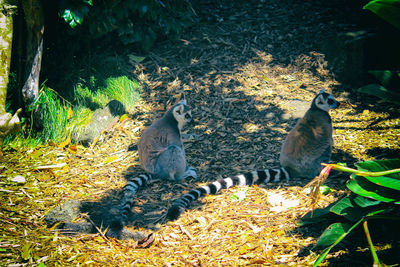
[1,0,400,266]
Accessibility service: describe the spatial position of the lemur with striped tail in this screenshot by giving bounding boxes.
[166,89,340,221]
[107,99,197,238]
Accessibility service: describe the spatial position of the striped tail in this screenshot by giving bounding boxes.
[166,168,290,221]
[119,173,153,221]
[107,173,152,239]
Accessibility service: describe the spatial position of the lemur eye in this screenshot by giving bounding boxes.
[185,113,191,119]
[327,98,334,105]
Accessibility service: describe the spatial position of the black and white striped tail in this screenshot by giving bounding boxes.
[119,173,153,221]
[166,168,290,221]
[107,173,152,238]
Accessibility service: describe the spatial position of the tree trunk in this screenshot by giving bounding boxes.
[0,1,21,144]
[21,0,44,127]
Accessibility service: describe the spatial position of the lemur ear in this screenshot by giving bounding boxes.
[319,88,325,94]
[173,92,187,106]
[178,99,187,105]
[179,103,185,113]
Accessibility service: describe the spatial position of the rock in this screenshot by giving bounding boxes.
[44,199,82,225]
[72,100,126,146]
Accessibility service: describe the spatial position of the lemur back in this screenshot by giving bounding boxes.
[107,100,197,238]
[166,89,339,221]
[280,90,339,178]
[138,100,196,181]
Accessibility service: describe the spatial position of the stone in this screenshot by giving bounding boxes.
[72,100,126,146]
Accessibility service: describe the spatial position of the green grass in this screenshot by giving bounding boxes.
[74,75,142,113]
[4,51,142,148]
[36,86,71,143]
[102,76,142,113]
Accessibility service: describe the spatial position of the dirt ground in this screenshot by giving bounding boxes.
[1,0,400,266]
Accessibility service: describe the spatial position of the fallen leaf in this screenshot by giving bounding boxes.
[59,135,71,149]
[11,175,26,183]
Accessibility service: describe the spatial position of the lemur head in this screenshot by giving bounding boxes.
[172,100,193,130]
[313,89,340,112]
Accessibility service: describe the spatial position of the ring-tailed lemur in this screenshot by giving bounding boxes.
[166,89,340,220]
[107,99,197,237]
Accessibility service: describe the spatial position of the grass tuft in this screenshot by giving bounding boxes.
[102,76,142,113]
[35,86,70,143]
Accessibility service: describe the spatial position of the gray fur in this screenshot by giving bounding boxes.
[138,101,197,181]
[279,90,340,178]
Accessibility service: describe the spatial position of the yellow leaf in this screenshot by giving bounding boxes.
[48,140,56,146]
[67,107,73,119]
[253,197,264,205]
[68,144,78,152]
[120,114,130,123]
[90,136,99,149]
[275,230,285,236]
[103,155,120,164]
[59,135,71,149]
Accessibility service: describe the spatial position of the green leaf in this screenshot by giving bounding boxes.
[353,195,381,208]
[298,203,336,226]
[313,209,386,266]
[315,222,353,248]
[329,195,379,221]
[357,84,400,104]
[363,0,400,29]
[20,243,32,260]
[368,70,399,88]
[128,54,146,63]
[355,159,400,190]
[364,175,400,191]
[356,159,400,172]
[347,175,400,203]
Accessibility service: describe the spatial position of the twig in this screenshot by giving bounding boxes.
[179,225,194,240]
[81,214,110,243]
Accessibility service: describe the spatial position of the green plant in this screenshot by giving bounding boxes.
[74,84,110,110]
[59,0,196,50]
[60,0,93,28]
[300,159,400,266]
[358,1,400,104]
[102,76,141,113]
[358,71,400,105]
[74,75,142,113]
[364,0,400,30]
[34,86,71,143]
[66,106,93,142]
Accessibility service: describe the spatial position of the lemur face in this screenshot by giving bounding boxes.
[173,103,193,130]
[315,92,340,112]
